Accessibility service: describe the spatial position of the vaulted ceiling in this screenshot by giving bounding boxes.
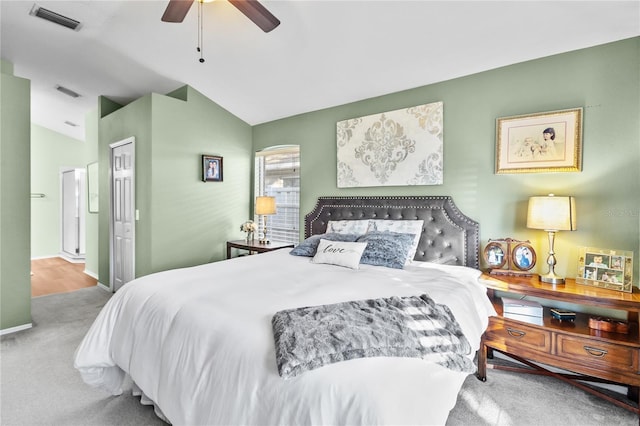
[1,1,638,141]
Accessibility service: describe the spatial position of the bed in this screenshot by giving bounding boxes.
[74,195,495,425]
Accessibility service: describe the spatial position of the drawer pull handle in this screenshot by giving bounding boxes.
[583,346,608,358]
[506,328,526,338]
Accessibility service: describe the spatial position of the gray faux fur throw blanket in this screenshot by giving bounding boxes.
[272,293,475,379]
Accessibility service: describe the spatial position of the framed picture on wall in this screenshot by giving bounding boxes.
[202,155,223,182]
[495,107,583,174]
[86,161,99,213]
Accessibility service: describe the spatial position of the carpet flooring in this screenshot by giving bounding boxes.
[1,286,637,425]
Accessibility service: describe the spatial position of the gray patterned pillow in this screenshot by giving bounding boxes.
[367,219,424,263]
[290,233,361,257]
[357,231,416,269]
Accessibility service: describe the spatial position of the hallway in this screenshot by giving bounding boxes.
[31,257,97,297]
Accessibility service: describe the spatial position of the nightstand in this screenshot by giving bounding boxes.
[477,273,640,416]
[226,240,294,259]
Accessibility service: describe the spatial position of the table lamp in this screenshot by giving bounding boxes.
[526,194,576,284]
[255,196,276,244]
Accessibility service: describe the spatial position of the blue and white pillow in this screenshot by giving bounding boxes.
[326,220,369,235]
[366,220,424,263]
[311,239,368,269]
[290,233,360,257]
[357,231,416,269]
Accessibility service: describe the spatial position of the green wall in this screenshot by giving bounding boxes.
[149,87,253,271]
[2,38,638,332]
[98,86,252,286]
[1,60,31,331]
[98,94,151,285]
[253,37,640,283]
[30,124,89,259]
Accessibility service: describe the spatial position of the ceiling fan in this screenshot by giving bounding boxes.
[161,0,280,33]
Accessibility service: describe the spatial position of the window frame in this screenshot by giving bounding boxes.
[254,145,300,244]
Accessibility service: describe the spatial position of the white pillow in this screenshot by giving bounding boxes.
[366,219,424,263]
[326,220,369,235]
[311,239,368,269]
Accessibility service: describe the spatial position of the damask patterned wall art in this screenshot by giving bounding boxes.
[336,101,443,188]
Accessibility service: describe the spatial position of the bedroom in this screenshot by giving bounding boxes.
[1,0,639,423]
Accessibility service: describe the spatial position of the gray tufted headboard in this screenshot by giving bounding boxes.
[304,196,480,269]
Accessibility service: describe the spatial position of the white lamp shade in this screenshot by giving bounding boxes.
[527,195,576,231]
[255,196,276,215]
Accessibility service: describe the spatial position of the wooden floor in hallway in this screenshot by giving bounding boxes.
[31,257,97,297]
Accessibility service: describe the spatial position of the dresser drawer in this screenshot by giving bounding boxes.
[556,334,639,374]
[484,317,552,353]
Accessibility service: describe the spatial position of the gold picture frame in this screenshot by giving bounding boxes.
[495,107,583,174]
[576,247,634,293]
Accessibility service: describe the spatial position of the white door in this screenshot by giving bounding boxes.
[110,138,135,292]
[61,168,86,258]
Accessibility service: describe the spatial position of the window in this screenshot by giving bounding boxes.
[255,146,300,244]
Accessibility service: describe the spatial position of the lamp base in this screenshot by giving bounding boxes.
[539,273,565,285]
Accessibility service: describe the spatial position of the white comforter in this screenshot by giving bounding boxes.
[74,249,495,425]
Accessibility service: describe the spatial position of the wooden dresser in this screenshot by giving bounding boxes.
[477,273,640,415]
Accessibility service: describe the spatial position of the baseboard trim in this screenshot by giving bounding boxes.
[0,323,33,336]
[30,255,58,260]
[31,254,86,264]
[84,269,98,280]
[97,282,111,293]
[58,253,86,263]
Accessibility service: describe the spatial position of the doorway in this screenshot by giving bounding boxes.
[30,167,91,297]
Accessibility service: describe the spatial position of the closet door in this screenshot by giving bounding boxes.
[110,138,135,292]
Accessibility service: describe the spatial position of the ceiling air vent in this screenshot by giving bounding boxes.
[55,85,81,98]
[29,4,82,31]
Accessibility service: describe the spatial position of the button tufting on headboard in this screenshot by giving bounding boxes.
[304,196,480,269]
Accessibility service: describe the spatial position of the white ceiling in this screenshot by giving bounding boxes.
[1,0,638,141]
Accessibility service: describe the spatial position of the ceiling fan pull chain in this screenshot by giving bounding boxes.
[197,0,205,63]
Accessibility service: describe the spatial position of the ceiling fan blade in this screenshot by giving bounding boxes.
[228,0,280,33]
[161,0,194,23]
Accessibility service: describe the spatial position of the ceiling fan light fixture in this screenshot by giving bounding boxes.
[162,0,280,32]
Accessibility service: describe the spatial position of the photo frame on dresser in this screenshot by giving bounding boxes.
[576,246,633,293]
[484,238,536,276]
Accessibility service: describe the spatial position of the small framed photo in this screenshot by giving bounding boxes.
[202,155,223,182]
[484,238,536,276]
[485,241,507,269]
[577,247,633,292]
[512,242,536,271]
[495,107,583,174]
